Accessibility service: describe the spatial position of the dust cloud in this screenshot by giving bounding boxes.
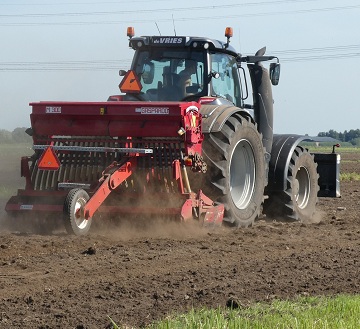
[91,215,218,242]
[0,210,223,241]
[302,210,326,224]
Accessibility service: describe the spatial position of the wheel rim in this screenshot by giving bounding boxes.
[74,197,88,229]
[294,166,310,209]
[230,139,256,210]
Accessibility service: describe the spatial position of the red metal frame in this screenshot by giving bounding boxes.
[6,100,224,225]
[83,158,136,219]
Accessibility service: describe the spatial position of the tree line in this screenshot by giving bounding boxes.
[0,127,32,144]
[318,129,360,146]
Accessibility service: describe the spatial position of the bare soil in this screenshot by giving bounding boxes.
[1,151,360,329]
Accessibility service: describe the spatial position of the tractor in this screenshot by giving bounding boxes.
[5,27,340,235]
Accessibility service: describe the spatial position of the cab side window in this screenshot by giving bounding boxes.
[210,53,242,107]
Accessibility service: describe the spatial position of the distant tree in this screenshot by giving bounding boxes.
[328,129,339,140]
[317,129,360,145]
[346,129,360,142]
[11,127,32,143]
[0,129,13,143]
[338,131,344,141]
[351,137,360,146]
[0,127,32,144]
[341,130,346,142]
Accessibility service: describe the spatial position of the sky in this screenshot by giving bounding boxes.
[0,0,359,136]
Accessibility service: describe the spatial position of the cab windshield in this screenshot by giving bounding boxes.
[132,48,206,101]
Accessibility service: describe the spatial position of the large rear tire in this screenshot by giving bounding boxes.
[63,188,92,236]
[198,114,266,227]
[264,146,319,221]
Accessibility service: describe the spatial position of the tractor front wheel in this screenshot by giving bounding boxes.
[63,188,92,235]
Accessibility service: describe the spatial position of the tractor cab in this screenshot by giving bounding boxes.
[119,27,245,108]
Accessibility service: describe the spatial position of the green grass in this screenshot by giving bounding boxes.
[110,294,360,329]
[341,160,360,163]
[340,172,360,181]
[307,146,360,153]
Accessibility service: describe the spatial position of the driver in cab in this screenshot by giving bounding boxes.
[178,60,197,98]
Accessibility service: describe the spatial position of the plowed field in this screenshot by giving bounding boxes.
[1,150,360,328]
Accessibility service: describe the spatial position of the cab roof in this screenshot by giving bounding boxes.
[129,35,239,57]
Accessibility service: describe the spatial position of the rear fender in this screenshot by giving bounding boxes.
[268,134,341,197]
[200,104,253,133]
[267,134,305,192]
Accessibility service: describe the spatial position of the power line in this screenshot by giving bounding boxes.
[1,45,359,72]
[0,59,132,71]
[265,44,360,62]
[1,1,359,26]
[0,0,170,6]
[0,0,323,12]
[270,44,360,55]
[281,52,360,62]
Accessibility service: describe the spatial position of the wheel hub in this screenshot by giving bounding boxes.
[295,166,310,209]
[74,197,88,229]
[230,139,256,210]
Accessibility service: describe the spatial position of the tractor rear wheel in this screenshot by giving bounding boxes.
[199,114,266,227]
[63,188,92,235]
[265,146,319,221]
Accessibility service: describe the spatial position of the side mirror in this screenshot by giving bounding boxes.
[269,63,280,86]
[119,69,127,77]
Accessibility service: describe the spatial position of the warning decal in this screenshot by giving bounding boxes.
[119,70,142,93]
[38,147,60,171]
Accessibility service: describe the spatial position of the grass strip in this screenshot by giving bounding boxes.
[340,172,360,181]
[110,294,360,329]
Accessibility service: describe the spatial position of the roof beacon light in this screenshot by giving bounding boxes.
[225,27,233,38]
[127,26,135,39]
[224,27,233,49]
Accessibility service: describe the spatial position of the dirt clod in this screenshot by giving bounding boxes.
[82,246,96,255]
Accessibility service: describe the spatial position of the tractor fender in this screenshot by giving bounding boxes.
[267,134,306,192]
[200,104,253,133]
